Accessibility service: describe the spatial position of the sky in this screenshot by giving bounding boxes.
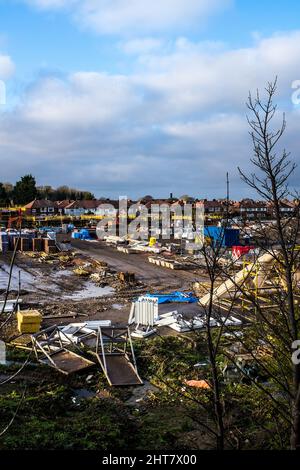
[0,0,300,199]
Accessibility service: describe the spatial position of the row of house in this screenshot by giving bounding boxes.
[23,197,298,218]
[24,199,118,217]
[200,198,296,217]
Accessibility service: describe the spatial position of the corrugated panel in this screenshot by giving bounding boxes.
[134,299,157,326]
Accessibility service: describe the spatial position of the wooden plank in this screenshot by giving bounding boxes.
[101,354,143,386]
[41,349,95,375]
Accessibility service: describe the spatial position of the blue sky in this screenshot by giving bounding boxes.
[0,0,300,198]
[2,1,300,79]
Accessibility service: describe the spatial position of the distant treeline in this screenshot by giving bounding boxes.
[0,174,95,206]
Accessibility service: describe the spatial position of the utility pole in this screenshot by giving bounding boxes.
[226,172,230,224]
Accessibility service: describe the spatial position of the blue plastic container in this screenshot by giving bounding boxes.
[71,232,81,239]
[80,229,92,240]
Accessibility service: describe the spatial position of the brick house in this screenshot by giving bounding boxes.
[238,199,269,218]
[56,200,74,215]
[64,200,101,216]
[267,199,296,217]
[197,199,226,215]
[24,199,58,215]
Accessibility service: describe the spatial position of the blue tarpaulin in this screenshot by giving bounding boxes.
[40,227,62,233]
[71,229,92,240]
[204,226,239,247]
[143,291,198,304]
[80,229,92,240]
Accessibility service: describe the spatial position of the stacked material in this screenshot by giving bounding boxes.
[117,246,132,254]
[148,256,194,269]
[17,310,42,334]
[32,238,43,252]
[44,238,57,254]
[104,235,127,245]
[21,237,33,252]
[167,316,205,332]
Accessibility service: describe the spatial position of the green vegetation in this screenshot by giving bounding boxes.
[0,335,291,450]
[0,386,136,450]
[0,175,95,207]
[13,174,38,205]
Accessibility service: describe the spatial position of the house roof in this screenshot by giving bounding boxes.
[197,199,225,208]
[56,200,74,208]
[267,200,296,209]
[24,199,58,209]
[65,200,101,210]
[239,199,268,208]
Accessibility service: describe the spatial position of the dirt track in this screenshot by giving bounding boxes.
[71,239,201,290]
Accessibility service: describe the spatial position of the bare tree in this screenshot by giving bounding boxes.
[199,241,226,449]
[238,78,300,449]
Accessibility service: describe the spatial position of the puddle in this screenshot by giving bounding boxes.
[0,263,37,291]
[72,388,96,399]
[0,262,66,294]
[62,282,114,300]
[0,262,114,300]
[112,303,124,310]
[71,388,96,405]
[52,269,72,277]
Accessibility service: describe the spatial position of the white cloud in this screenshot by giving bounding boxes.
[0,53,15,79]
[22,72,140,126]
[24,0,232,35]
[1,31,300,197]
[131,31,300,119]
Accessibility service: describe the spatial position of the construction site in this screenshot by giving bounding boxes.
[3,0,300,457]
[0,204,299,451]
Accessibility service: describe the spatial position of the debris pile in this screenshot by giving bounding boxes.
[30,322,143,386]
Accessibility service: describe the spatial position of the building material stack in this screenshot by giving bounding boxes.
[21,237,33,252]
[44,238,57,254]
[17,310,42,334]
[32,238,43,252]
[118,271,135,283]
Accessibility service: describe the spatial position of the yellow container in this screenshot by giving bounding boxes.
[18,322,41,334]
[17,310,42,334]
[149,237,156,247]
[17,310,42,324]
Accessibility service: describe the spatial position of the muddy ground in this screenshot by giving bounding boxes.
[0,241,250,451]
[0,239,205,340]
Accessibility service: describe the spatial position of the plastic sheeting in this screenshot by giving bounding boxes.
[143,291,198,304]
[71,229,92,240]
